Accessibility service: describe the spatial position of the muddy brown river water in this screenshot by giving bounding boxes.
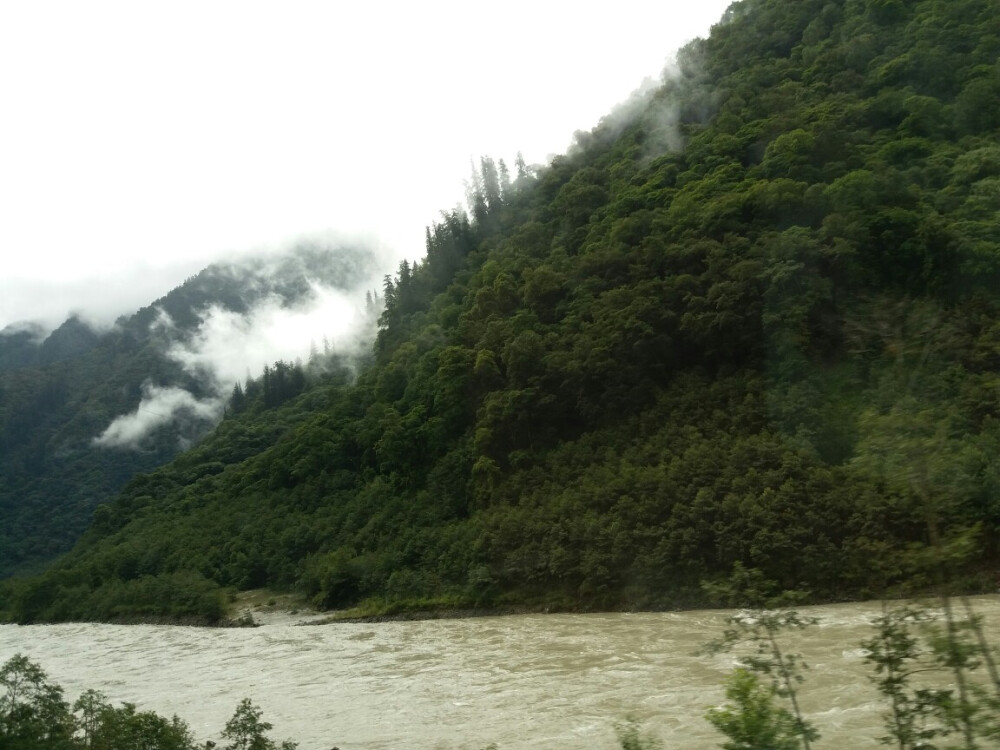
[2,596,999,749]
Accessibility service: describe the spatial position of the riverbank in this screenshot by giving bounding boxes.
[226,588,329,626]
[228,583,1000,628]
[228,588,551,626]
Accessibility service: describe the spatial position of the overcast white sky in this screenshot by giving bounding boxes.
[0,0,732,332]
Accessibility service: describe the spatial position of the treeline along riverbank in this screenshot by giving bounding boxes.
[2,0,1000,626]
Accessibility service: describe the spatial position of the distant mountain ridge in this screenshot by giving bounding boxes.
[0,242,381,578]
[0,317,102,372]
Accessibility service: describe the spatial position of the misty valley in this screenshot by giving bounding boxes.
[0,243,384,579]
[3,0,1000,747]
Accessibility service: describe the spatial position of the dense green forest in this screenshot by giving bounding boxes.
[3,0,1000,624]
[0,245,378,579]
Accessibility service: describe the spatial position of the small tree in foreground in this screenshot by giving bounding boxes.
[706,668,801,750]
[864,601,1000,750]
[0,653,74,750]
[221,698,297,750]
[701,564,819,750]
[615,716,663,750]
[88,701,195,750]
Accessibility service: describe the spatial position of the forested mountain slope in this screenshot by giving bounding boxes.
[0,244,377,578]
[3,0,999,623]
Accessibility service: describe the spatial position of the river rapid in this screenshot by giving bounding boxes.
[2,596,999,749]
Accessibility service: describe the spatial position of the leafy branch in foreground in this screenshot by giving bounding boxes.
[701,564,819,750]
[699,587,999,750]
[615,716,663,750]
[705,668,801,750]
[863,604,945,749]
[863,599,1000,750]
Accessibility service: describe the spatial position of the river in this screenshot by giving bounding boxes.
[2,596,999,749]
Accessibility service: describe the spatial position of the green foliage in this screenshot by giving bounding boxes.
[6,0,1000,623]
[701,566,819,749]
[86,701,196,750]
[221,698,297,750]
[920,598,1000,747]
[0,654,304,750]
[703,593,999,749]
[0,654,74,750]
[614,716,663,750]
[0,244,377,579]
[72,690,107,749]
[705,668,801,750]
[863,605,952,748]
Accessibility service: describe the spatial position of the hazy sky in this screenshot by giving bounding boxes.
[0,0,733,331]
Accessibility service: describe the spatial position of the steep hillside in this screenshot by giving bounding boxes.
[0,243,379,578]
[4,0,999,623]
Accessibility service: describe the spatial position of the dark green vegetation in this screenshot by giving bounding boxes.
[3,0,1000,623]
[0,245,378,579]
[0,654,297,750]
